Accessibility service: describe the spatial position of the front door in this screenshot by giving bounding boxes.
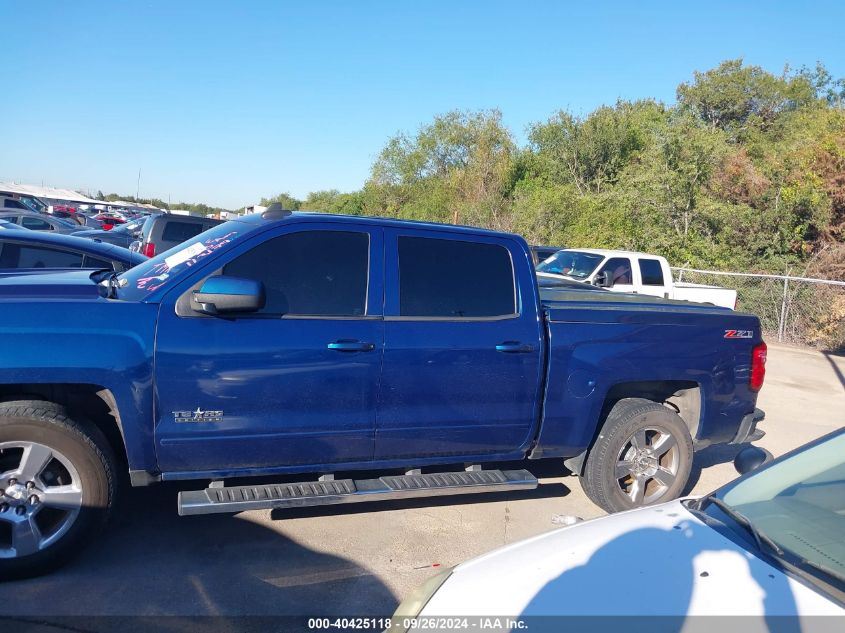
[598,256,636,294]
[154,224,384,473]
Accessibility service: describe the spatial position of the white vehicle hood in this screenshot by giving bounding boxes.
[421,499,844,617]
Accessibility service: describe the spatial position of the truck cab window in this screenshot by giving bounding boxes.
[223,230,369,316]
[398,236,515,317]
[599,257,633,285]
[639,259,664,286]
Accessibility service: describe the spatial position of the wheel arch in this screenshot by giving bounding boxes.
[565,380,701,476]
[0,384,128,474]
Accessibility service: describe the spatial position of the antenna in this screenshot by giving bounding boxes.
[262,202,293,219]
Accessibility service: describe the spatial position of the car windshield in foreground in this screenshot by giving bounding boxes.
[117,221,252,300]
[536,250,605,279]
[704,430,845,595]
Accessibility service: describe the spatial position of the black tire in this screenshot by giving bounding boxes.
[0,403,116,580]
[580,398,693,514]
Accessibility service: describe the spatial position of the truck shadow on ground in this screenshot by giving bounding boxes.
[2,483,398,628]
[682,443,747,494]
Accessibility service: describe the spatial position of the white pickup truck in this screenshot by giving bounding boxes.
[536,248,737,309]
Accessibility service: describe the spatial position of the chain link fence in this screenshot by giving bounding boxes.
[672,268,845,352]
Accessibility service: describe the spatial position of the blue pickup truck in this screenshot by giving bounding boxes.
[0,207,767,578]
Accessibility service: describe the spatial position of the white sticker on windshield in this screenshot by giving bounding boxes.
[164,242,207,269]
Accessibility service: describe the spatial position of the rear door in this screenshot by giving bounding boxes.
[374,230,544,460]
[153,223,385,472]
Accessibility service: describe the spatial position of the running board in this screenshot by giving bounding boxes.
[177,469,537,516]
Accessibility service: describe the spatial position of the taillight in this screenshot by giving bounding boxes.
[142,242,156,257]
[750,342,767,392]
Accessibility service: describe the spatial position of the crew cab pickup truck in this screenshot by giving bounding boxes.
[0,208,766,578]
[536,248,738,309]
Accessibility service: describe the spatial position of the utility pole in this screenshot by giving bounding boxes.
[136,168,141,200]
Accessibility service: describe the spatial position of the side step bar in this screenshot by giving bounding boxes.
[178,469,537,516]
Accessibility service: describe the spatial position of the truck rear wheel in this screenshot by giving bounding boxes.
[580,398,692,514]
[0,403,116,579]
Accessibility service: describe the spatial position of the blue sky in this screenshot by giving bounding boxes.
[1,1,843,209]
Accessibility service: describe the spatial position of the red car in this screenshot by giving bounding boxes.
[93,213,127,231]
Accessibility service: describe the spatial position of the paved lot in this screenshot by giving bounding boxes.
[3,343,844,622]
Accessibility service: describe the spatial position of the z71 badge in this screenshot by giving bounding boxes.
[173,408,224,423]
[724,330,754,339]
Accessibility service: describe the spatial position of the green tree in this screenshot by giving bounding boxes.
[259,192,302,210]
[677,59,816,138]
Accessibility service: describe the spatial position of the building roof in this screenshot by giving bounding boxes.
[0,182,103,205]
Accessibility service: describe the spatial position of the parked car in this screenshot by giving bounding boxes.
[0,192,50,214]
[0,211,86,234]
[130,212,223,257]
[0,219,26,231]
[0,231,146,273]
[0,208,765,578]
[1,193,38,212]
[93,213,127,230]
[530,244,563,265]
[537,248,738,309]
[72,217,147,249]
[395,430,845,623]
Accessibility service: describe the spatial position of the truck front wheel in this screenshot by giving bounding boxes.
[580,398,693,514]
[0,403,116,579]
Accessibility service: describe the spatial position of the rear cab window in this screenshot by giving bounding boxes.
[394,235,516,318]
[639,258,665,286]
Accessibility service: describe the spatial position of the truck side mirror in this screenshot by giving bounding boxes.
[594,271,613,288]
[192,276,265,315]
[733,446,773,475]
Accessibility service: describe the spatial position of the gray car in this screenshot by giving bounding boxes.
[72,216,148,249]
[0,211,85,234]
[130,213,223,257]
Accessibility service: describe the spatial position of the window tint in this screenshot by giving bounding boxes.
[21,216,52,230]
[162,221,205,243]
[639,259,665,286]
[398,236,515,317]
[599,257,633,285]
[3,199,27,209]
[0,243,84,268]
[223,230,369,316]
[84,255,114,269]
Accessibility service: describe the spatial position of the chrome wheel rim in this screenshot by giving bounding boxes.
[0,441,83,558]
[615,427,680,506]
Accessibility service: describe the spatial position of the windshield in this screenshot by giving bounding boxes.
[20,196,47,213]
[117,220,253,300]
[711,431,845,590]
[536,250,605,279]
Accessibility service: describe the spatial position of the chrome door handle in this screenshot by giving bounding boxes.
[327,340,375,352]
[495,342,534,353]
